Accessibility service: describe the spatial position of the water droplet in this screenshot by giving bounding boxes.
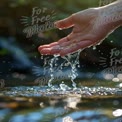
[59,82,70,91]
[54,54,60,57]
[55,63,57,66]
[93,46,96,50]
[78,65,80,68]
[97,42,101,45]
[41,55,43,59]
[59,28,63,30]
[110,40,113,43]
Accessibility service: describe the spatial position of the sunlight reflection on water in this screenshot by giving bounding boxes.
[0,86,122,122]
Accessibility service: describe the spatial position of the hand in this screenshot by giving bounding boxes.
[38,8,114,56]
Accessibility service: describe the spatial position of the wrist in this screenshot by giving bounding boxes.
[99,1,122,29]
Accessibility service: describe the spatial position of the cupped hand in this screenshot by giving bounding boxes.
[38,8,113,56]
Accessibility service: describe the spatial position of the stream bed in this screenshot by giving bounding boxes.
[0,85,122,122]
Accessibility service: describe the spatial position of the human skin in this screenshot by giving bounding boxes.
[38,0,122,57]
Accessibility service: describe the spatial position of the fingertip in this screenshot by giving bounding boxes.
[38,44,51,52]
[54,21,58,26]
[38,46,43,52]
[54,21,63,29]
[41,48,51,55]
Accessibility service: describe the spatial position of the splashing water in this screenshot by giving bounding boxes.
[47,50,81,88]
[59,81,71,91]
[62,50,81,88]
[33,50,82,89]
[48,55,59,87]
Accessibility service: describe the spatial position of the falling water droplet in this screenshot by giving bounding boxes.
[41,55,43,59]
[48,56,57,87]
[55,63,58,66]
[110,40,113,43]
[93,46,96,50]
[78,65,80,68]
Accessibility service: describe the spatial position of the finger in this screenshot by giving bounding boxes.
[58,33,76,45]
[39,36,73,55]
[60,40,92,56]
[59,38,77,47]
[55,15,74,29]
[60,41,71,47]
[41,45,61,55]
[40,48,51,55]
[38,37,69,55]
[40,40,78,55]
[38,33,74,50]
[38,35,71,52]
[38,42,58,51]
[57,37,69,45]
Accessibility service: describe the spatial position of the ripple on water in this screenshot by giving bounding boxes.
[1,86,122,97]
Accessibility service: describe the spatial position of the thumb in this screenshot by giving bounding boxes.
[55,15,74,29]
